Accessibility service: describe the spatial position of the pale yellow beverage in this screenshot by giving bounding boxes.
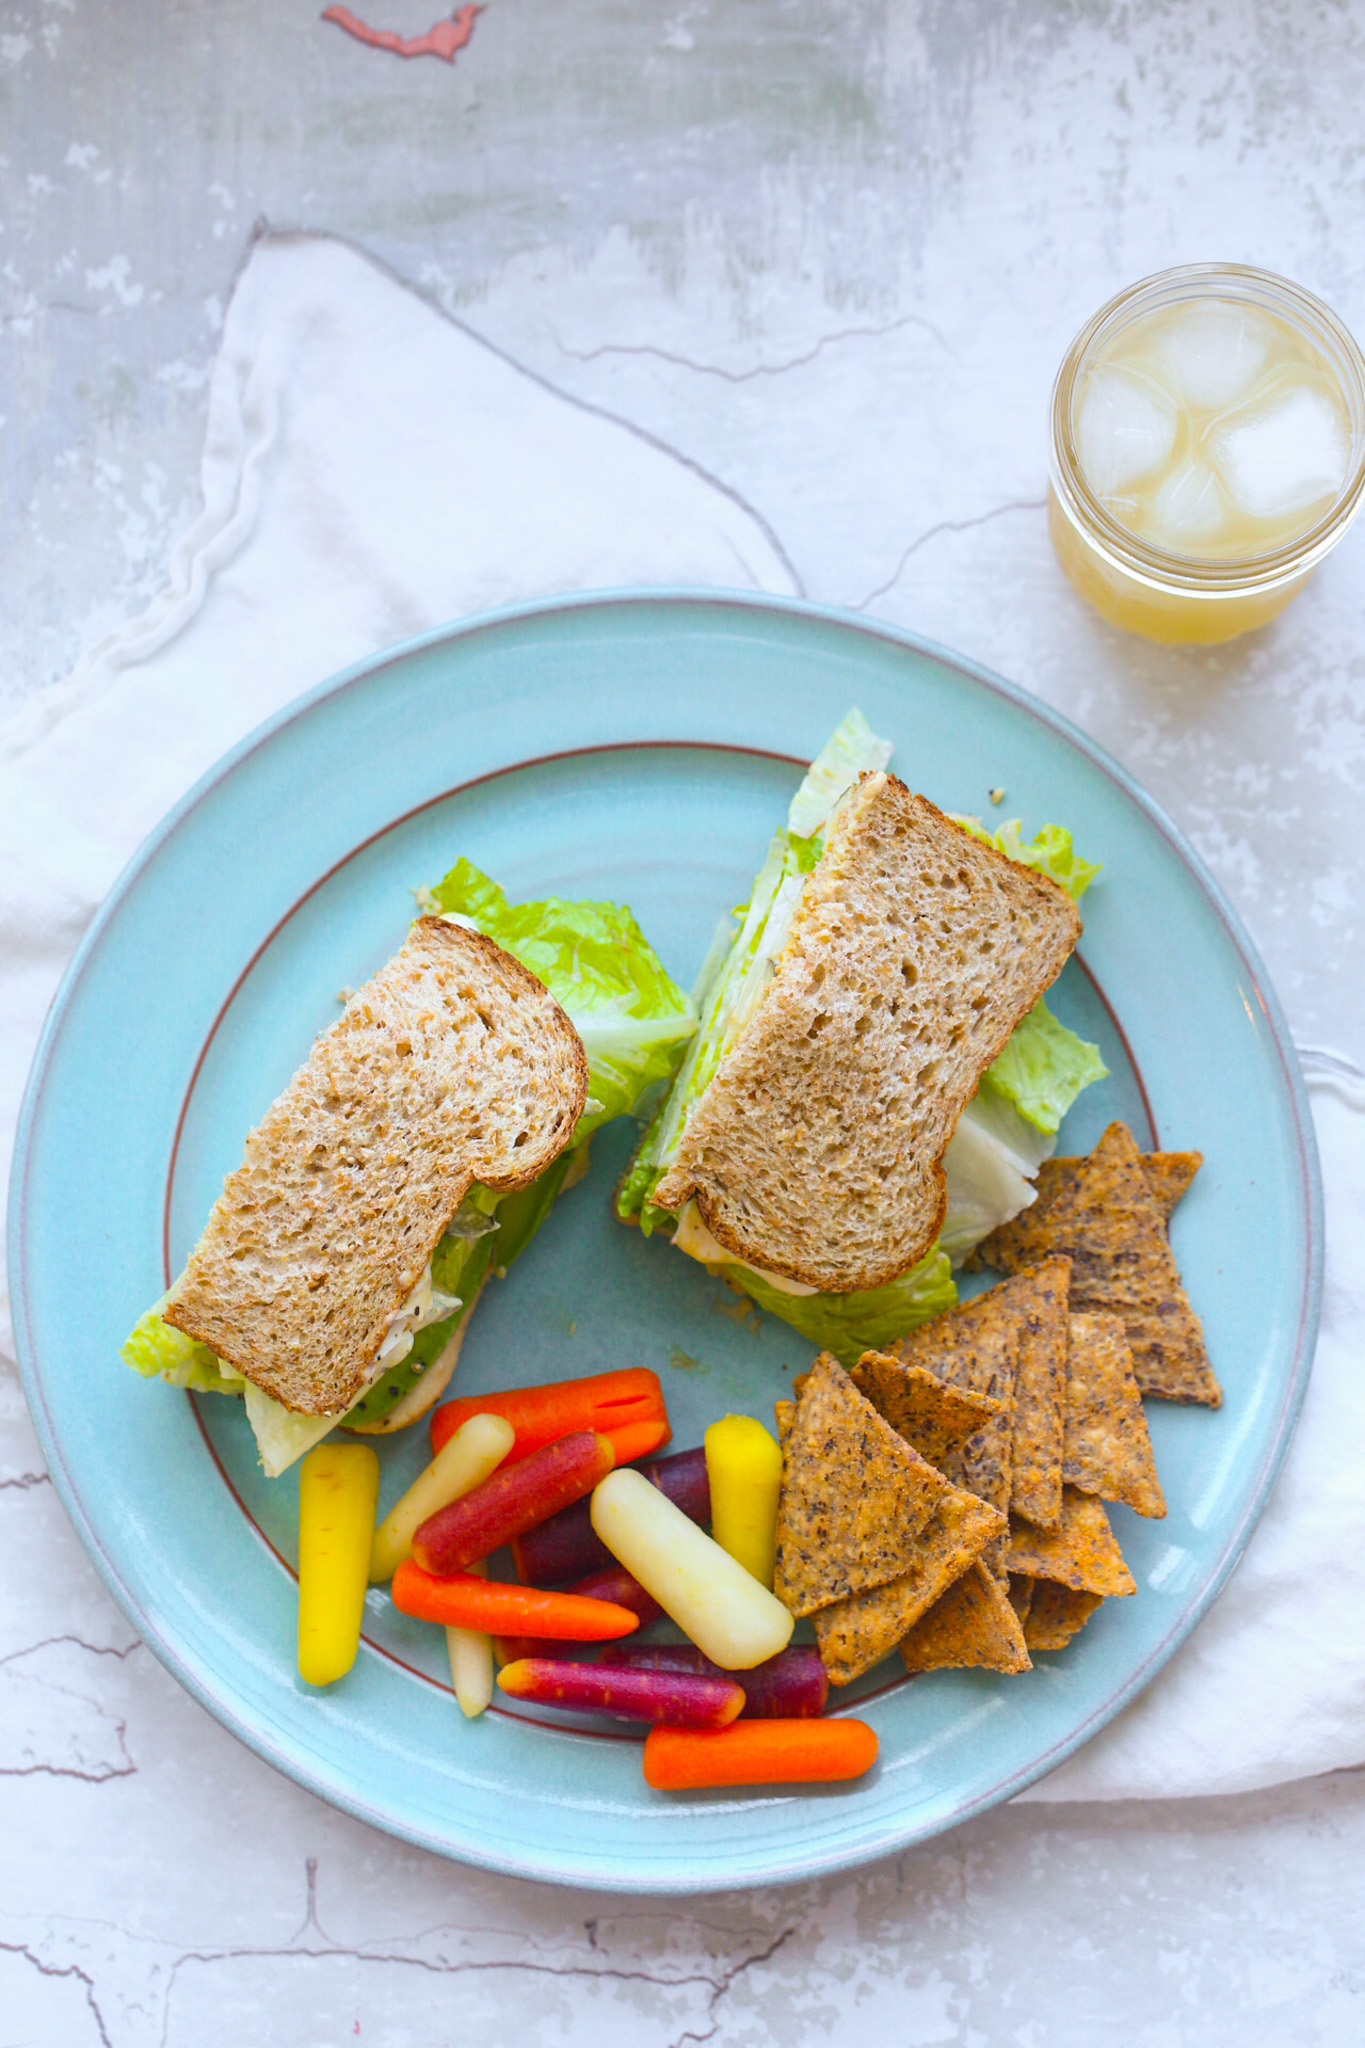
[1050,266,1365,644]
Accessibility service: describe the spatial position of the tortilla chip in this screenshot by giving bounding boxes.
[1063,1313,1166,1518]
[814,1485,1008,1682]
[1007,1486,1136,1597]
[811,1574,933,1685]
[998,1258,1070,1529]
[1139,1151,1202,1221]
[1007,1573,1035,1626]
[971,1148,1202,1269]
[772,1352,953,1617]
[899,1561,1031,1675]
[890,1285,1020,1572]
[849,1349,1003,1471]
[1023,1582,1104,1651]
[977,1123,1220,1407]
[774,1400,1006,1684]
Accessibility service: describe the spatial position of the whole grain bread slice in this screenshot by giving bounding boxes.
[653,773,1081,1291]
[163,917,587,1414]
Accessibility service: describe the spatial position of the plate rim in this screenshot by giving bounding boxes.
[8,586,1324,1891]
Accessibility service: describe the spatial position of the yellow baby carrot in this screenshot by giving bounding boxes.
[298,1443,380,1686]
[704,1414,783,1587]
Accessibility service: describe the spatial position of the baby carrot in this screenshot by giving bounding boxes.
[429,1368,670,1466]
[413,1430,614,1577]
[445,1562,494,1719]
[704,1414,783,1588]
[369,1412,515,1583]
[591,1467,792,1669]
[391,1561,639,1640]
[499,1657,745,1729]
[493,1634,551,1668]
[512,1445,710,1586]
[642,1719,878,1791]
[297,1443,380,1687]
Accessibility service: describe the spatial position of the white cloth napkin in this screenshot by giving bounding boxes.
[2,232,1361,1803]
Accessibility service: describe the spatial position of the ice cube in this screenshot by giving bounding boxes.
[1210,386,1350,522]
[1075,367,1177,496]
[1149,457,1227,548]
[1153,302,1269,412]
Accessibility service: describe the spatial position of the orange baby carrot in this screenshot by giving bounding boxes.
[642,1718,878,1791]
[429,1368,670,1466]
[390,1561,639,1641]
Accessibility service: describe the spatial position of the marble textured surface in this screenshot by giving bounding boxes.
[4,2,1365,2041]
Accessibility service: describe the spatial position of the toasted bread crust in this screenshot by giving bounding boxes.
[164,918,586,1414]
[654,774,1080,1291]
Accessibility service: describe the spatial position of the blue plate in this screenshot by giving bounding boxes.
[9,593,1321,1892]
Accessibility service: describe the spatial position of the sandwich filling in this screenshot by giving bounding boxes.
[616,709,1106,1359]
[124,865,696,1475]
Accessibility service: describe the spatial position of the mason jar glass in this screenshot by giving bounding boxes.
[1049,264,1365,645]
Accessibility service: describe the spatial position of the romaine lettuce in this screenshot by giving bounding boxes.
[421,859,696,1142]
[121,1302,246,1395]
[727,1249,957,1369]
[981,995,1109,1136]
[954,816,1101,901]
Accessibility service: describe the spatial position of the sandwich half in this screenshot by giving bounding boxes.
[125,860,696,1472]
[617,710,1106,1358]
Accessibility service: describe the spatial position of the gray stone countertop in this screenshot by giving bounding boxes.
[3,4,1364,2042]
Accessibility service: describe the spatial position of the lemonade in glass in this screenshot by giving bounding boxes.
[1049,265,1365,644]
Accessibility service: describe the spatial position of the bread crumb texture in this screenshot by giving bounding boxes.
[656,774,1080,1291]
[163,918,586,1413]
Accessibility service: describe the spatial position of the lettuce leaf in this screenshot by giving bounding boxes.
[726,1249,957,1369]
[786,706,892,839]
[981,995,1108,1136]
[121,1301,245,1395]
[421,859,696,1141]
[954,816,1101,901]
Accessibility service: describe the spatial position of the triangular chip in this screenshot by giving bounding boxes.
[899,1561,1031,1675]
[1007,1486,1136,1597]
[970,1148,1201,1268]
[890,1286,1019,1572]
[1063,1313,1166,1518]
[775,1398,1006,1684]
[977,1123,1220,1407]
[999,1258,1070,1530]
[849,1349,1003,1471]
[1007,1573,1035,1627]
[772,1353,952,1617]
[812,1486,1009,1683]
[1023,1581,1103,1651]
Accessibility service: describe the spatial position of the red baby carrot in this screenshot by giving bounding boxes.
[429,1368,670,1467]
[601,1643,828,1719]
[391,1562,639,1640]
[642,1718,878,1790]
[413,1430,614,1577]
[499,1657,744,1729]
[511,1445,710,1586]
